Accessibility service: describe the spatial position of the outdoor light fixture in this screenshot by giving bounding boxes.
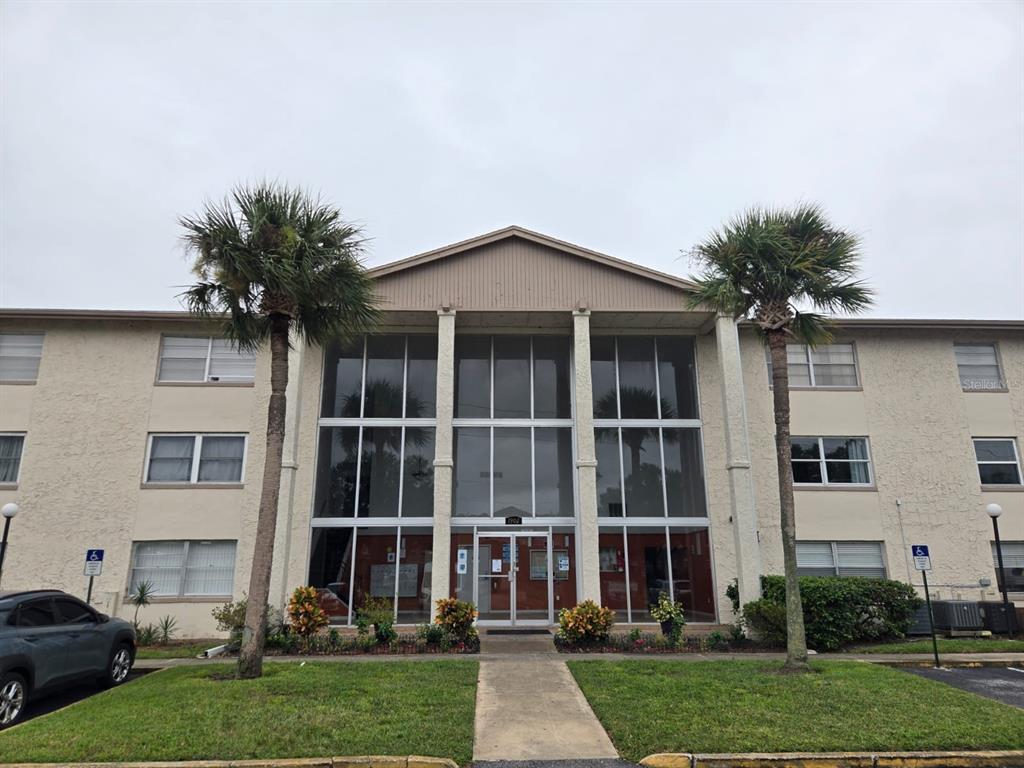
[986,502,1017,639]
[0,502,20,588]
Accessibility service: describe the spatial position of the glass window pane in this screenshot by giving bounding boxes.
[158,337,207,382]
[669,528,715,621]
[813,365,858,387]
[198,436,245,482]
[822,438,867,460]
[493,428,532,517]
[979,463,1022,485]
[455,336,491,418]
[590,337,618,418]
[791,438,821,460]
[401,428,435,517]
[184,541,236,595]
[618,337,659,418]
[54,598,94,624]
[975,440,1017,462]
[359,427,403,517]
[493,337,531,419]
[454,427,490,516]
[208,339,256,382]
[350,527,399,619]
[835,542,885,578]
[656,337,698,419]
[406,335,437,418]
[0,435,24,483]
[321,339,363,417]
[533,336,571,419]
[992,542,1024,591]
[535,427,574,517]
[397,527,433,622]
[130,541,185,596]
[313,427,359,517]
[598,529,629,622]
[450,531,476,604]
[363,337,405,418]
[810,344,855,365]
[627,528,670,620]
[663,429,707,517]
[621,427,664,516]
[796,541,836,576]
[148,436,195,482]
[552,527,578,612]
[792,461,823,484]
[308,527,355,623]
[596,428,624,517]
[16,599,55,627]
[824,461,871,484]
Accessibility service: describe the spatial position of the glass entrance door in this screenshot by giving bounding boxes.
[475,532,552,625]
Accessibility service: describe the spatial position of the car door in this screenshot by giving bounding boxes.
[53,598,108,678]
[12,598,68,691]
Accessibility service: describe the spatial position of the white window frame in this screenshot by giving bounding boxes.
[128,539,237,598]
[0,432,26,485]
[143,433,248,485]
[766,342,860,389]
[796,540,887,578]
[954,343,1006,392]
[991,542,1024,595]
[156,335,256,384]
[0,332,44,384]
[974,437,1023,486]
[792,436,874,488]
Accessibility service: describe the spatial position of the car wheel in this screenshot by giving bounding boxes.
[102,643,133,688]
[0,673,27,729]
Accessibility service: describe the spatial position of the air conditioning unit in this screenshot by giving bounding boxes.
[978,601,1015,633]
[931,600,983,631]
[907,604,935,636]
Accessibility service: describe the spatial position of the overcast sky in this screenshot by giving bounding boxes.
[1,1,1021,318]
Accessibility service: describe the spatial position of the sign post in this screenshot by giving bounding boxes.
[84,549,104,604]
[912,545,940,668]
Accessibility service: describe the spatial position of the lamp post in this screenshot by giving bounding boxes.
[0,502,19,589]
[987,502,1017,639]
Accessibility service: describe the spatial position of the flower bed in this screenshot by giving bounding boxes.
[555,629,767,653]
[265,628,480,655]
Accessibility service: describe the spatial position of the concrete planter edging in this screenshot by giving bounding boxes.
[1,757,457,768]
[641,751,1024,767]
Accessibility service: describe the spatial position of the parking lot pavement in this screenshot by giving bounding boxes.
[18,669,152,724]
[905,666,1024,708]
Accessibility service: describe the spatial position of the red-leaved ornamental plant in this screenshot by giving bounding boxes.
[287,585,329,645]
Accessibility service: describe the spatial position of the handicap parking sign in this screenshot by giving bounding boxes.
[84,548,104,576]
[911,544,931,571]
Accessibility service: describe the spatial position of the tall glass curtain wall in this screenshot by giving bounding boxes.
[309,336,437,624]
[591,336,715,622]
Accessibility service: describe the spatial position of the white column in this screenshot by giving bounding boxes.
[273,333,305,609]
[714,313,762,608]
[429,310,456,618]
[573,310,602,603]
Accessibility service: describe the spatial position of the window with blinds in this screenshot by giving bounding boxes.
[0,333,44,382]
[129,540,236,597]
[145,434,247,484]
[157,336,256,383]
[766,343,859,388]
[796,541,886,578]
[955,344,1004,391]
[0,434,25,484]
[992,542,1024,593]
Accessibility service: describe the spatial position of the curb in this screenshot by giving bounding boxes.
[641,751,1024,767]
[869,659,1021,669]
[1,757,457,768]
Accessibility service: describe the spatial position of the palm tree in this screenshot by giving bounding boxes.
[180,182,380,678]
[687,204,872,671]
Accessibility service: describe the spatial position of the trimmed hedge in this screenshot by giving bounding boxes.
[743,575,923,651]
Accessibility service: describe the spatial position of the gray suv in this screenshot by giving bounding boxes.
[0,590,136,727]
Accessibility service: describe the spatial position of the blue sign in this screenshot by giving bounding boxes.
[911,544,931,571]
[86,549,105,562]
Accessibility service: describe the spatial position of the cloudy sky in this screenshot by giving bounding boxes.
[1,1,1021,318]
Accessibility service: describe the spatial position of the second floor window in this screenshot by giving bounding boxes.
[0,333,44,382]
[767,343,858,388]
[974,438,1022,486]
[145,434,246,484]
[791,437,872,486]
[0,434,25,483]
[157,336,256,383]
[954,344,1004,391]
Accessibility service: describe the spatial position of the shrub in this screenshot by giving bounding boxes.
[751,575,924,651]
[416,622,447,646]
[356,596,396,644]
[156,615,177,645]
[434,598,479,644]
[136,623,158,646]
[741,599,787,646]
[288,585,330,641]
[211,596,283,648]
[557,600,615,644]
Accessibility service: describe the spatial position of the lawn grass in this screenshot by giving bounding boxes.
[0,661,478,764]
[568,660,1024,761]
[135,640,223,659]
[854,638,1024,654]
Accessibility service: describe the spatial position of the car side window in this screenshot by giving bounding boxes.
[54,598,96,624]
[15,599,56,627]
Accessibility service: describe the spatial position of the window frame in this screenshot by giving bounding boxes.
[765,341,861,389]
[0,332,45,384]
[974,437,1023,487]
[0,432,26,486]
[796,540,888,578]
[791,436,874,488]
[143,433,248,486]
[155,334,257,386]
[954,342,1006,392]
[991,541,1024,594]
[127,539,238,599]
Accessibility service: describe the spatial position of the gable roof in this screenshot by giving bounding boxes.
[369,225,696,292]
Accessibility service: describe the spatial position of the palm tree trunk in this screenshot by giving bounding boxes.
[237,314,290,679]
[767,330,809,671]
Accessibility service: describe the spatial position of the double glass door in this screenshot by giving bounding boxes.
[475,532,552,625]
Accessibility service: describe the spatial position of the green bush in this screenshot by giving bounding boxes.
[741,599,787,646]
[557,600,616,644]
[747,575,924,651]
[434,598,479,645]
[210,597,284,649]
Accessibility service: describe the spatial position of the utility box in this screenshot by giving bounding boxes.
[907,604,935,636]
[978,601,1015,633]
[931,600,983,631]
